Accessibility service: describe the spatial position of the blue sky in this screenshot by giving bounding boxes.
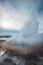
[0,0,43,35]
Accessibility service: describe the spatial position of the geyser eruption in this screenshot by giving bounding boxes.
[21,17,39,37]
[6,16,42,46]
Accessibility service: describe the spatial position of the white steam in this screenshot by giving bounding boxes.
[0,0,43,46]
[0,0,42,32]
[21,16,39,37]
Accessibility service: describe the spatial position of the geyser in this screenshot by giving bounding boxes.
[21,17,39,37]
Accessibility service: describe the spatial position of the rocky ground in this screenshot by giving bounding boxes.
[0,40,43,65]
[0,53,43,65]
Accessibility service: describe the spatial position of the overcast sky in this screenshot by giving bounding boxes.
[0,0,43,33]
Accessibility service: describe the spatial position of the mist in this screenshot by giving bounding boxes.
[0,0,43,33]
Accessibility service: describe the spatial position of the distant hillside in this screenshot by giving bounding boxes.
[0,36,11,38]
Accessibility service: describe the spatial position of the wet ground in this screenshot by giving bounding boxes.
[0,40,43,65]
[0,51,43,65]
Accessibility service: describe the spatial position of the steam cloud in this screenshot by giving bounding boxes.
[0,0,43,33]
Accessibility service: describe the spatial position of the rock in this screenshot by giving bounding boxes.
[0,62,5,65]
[3,57,12,63]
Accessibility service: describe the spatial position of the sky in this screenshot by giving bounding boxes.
[0,0,43,35]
